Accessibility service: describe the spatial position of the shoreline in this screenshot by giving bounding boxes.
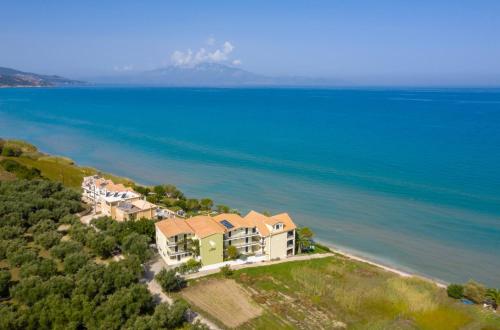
[320,241,448,288]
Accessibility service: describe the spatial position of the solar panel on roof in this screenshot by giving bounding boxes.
[220,219,234,229]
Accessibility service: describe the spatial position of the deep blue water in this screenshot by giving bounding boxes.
[1,87,499,286]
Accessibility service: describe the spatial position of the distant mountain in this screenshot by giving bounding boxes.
[0,67,84,87]
[91,63,345,87]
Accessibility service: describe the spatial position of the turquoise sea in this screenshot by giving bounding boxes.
[1,87,499,286]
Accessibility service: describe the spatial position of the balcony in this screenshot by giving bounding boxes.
[167,250,192,257]
[224,232,260,241]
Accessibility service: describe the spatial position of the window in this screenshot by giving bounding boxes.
[246,246,249,253]
[228,231,232,238]
[245,228,248,235]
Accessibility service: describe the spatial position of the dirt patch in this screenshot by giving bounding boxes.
[182,278,263,328]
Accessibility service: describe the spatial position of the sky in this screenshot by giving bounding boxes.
[1,1,500,85]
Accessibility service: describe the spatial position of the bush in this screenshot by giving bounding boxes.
[447,284,464,299]
[155,269,185,292]
[220,264,233,277]
[463,280,487,303]
[177,259,202,274]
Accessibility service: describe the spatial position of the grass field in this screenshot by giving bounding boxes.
[185,256,500,329]
[0,154,134,189]
[182,278,263,328]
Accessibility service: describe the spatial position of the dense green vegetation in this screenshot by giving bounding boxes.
[0,180,196,329]
[447,281,500,310]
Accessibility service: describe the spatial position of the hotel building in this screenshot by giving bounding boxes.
[155,211,296,266]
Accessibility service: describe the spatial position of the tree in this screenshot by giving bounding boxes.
[155,269,185,292]
[150,301,188,329]
[34,230,62,249]
[0,226,24,240]
[185,199,200,211]
[226,245,239,260]
[64,252,90,274]
[216,204,230,213]
[199,198,213,211]
[0,269,11,297]
[19,258,57,280]
[463,280,487,303]
[188,238,200,258]
[122,233,151,262]
[447,284,464,299]
[89,234,117,258]
[153,185,166,197]
[296,227,314,253]
[50,240,84,260]
[486,288,500,310]
[12,275,47,306]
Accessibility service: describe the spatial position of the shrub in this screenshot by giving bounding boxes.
[220,264,233,277]
[463,280,487,303]
[178,258,202,274]
[447,284,464,299]
[155,269,185,292]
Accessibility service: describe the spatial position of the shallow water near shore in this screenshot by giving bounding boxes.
[1,87,499,286]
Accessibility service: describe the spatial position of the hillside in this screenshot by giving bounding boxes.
[0,66,84,87]
[91,63,344,86]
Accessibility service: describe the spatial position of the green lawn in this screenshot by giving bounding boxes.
[189,256,500,329]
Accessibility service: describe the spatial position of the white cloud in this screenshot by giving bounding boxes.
[170,40,238,66]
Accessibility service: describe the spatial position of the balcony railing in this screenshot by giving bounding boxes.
[224,232,260,241]
[167,250,192,257]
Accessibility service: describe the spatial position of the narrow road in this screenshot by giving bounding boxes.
[185,253,335,280]
[141,255,221,330]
